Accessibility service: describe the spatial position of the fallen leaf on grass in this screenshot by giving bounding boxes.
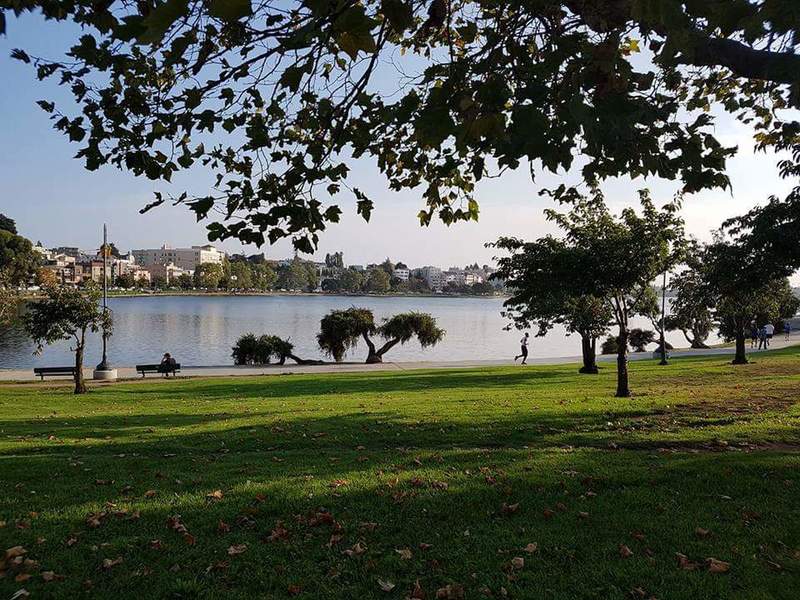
[542,508,555,519]
[101,556,123,570]
[287,584,302,596]
[436,584,465,599]
[523,543,538,553]
[143,490,157,498]
[695,527,711,539]
[41,571,65,582]
[500,502,519,516]
[706,557,731,573]
[227,544,247,556]
[206,490,224,502]
[619,544,633,558]
[217,520,231,534]
[377,578,396,592]
[510,557,525,570]
[395,547,413,560]
[419,542,433,551]
[676,553,699,570]
[15,573,32,583]
[410,579,426,599]
[343,542,367,557]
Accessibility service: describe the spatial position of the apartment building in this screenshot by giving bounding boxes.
[131,244,225,272]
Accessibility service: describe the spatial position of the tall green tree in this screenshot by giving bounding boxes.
[193,262,224,289]
[251,263,277,291]
[501,189,685,396]
[23,284,112,394]
[667,262,715,349]
[277,258,316,291]
[7,2,799,250]
[229,261,253,289]
[0,229,40,285]
[364,268,390,293]
[492,236,611,374]
[0,214,17,235]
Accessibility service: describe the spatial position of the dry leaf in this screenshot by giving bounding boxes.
[706,557,731,573]
[143,490,157,498]
[676,552,699,570]
[523,543,538,553]
[101,556,123,570]
[510,556,525,570]
[206,490,224,501]
[377,578,396,592]
[227,543,247,556]
[619,544,633,558]
[695,527,711,539]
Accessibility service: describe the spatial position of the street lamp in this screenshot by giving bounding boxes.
[658,270,668,365]
[94,223,117,380]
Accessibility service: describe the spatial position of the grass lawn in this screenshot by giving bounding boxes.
[1,349,799,599]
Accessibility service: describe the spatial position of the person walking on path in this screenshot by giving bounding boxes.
[757,326,767,350]
[764,322,775,348]
[785,322,792,340]
[515,332,530,365]
[750,322,759,348]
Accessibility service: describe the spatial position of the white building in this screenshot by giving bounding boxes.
[394,267,410,282]
[418,266,443,291]
[132,244,225,273]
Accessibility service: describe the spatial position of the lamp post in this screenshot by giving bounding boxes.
[658,269,668,365]
[94,224,117,380]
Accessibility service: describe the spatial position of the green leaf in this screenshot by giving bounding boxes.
[381,0,414,33]
[209,0,252,22]
[139,0,189,45]
[337,31,376,60]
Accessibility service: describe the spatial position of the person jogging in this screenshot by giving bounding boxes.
[515,332,530,365]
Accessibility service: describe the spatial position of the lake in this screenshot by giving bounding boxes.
[0,294,716,369]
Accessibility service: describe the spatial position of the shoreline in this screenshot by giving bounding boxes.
[103,290,507,300]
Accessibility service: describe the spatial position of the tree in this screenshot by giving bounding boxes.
[0,229,40,285]
[194,262,224,289]
[176,273,194,290]
[492,236,612,374]
[339,268,365,293]
[716,276,798,364]
[23,284,112,394]
[10,1,799,252]
[150,275,168,289]
[114,272,135,289]
[667,265,714,349]
[0,214,17,235]
[628,329,656,353]
[99,242,122,258]
[364,268,390,294]
[251,263,277,291]
[379,258,395,277]
[366,312,445,364]
[317,307,444,364]
[229,261,253,289]
[500,189,684,396]
[232,333,321,366]
[277,258,316,291]
[0,270,19,327]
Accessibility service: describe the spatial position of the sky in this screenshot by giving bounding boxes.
[1,12,798,277]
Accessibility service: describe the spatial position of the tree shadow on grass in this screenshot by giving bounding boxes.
[1,440,799,600]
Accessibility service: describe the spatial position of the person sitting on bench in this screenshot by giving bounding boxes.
[159,353,178,377]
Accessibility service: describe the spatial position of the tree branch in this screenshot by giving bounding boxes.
[684,35,800,85]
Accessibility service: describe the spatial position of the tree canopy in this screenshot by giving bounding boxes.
[0,213,17,235]
[23,284,112,394]
[5,1,800,251]
[0,229,40,285]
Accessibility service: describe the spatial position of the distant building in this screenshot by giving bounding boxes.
[52,246,81,258]
[417,266,443,291]
[349,264,365,272]
[132,244,225,273]
[394,267,410,282]
[145,262,190,284]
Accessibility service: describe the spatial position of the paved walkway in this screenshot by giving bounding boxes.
[2,334,797,383]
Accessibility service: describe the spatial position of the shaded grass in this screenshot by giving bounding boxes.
[1,348,799,599]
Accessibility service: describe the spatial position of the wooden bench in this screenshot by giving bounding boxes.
[33,367,76,381]
[136,363,181,377]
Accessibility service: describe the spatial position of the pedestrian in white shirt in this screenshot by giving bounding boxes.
[515,332,530,365]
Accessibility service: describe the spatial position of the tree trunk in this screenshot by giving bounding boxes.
[74,337,86,394]
[365,336,400,364]
[285,353,324,366]
[579,335,599,374]
[732,331,749,365]
[615,329,630,397]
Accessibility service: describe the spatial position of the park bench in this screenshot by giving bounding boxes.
[136,363,181,377]
[33,366,76,381]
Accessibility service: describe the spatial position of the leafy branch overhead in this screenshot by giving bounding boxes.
[5,1,800,250]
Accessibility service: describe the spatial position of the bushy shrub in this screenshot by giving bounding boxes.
[232,333,294,365]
